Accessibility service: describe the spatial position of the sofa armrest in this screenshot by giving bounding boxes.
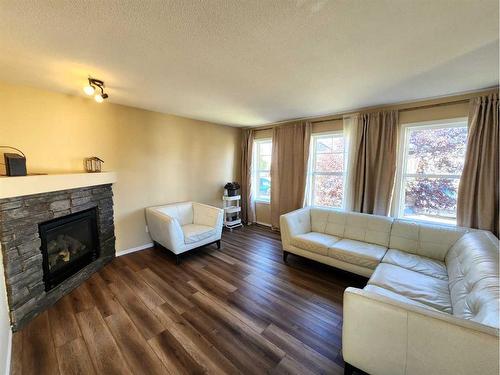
[279,207,311,247]
[145,208,185,252]
[343,287,499,375]
[192,202,223,229]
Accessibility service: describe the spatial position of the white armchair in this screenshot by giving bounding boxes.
[145,201,223,264]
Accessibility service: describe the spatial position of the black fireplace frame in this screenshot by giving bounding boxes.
[39,207,100,292]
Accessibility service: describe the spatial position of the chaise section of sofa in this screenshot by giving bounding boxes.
[280,207,499,375]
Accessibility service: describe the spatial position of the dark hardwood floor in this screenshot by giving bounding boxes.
[11,225,367,375]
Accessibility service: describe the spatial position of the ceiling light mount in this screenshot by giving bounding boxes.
[83,77,109,103]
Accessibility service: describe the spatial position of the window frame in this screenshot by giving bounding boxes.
[253,138,272,203]
[393,117,468,225]
[307,130,347,209]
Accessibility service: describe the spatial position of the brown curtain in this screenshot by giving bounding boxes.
[241,129,255,224]
[352,110,399,215]
[457,93,499,236]
[270,121,312,229]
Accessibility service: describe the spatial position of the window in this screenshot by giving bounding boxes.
[395,119,468,225]
[307,132,346,208]
[253,139,272,202]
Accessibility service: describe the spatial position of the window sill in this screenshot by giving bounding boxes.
[254,200,270,205]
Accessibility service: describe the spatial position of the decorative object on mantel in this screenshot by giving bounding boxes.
[1,145,27,176]
[84,156,104,172]
[83,77,109,103]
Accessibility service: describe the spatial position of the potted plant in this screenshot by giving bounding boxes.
[224,182,241,197]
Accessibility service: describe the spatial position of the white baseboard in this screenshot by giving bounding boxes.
[117,242,153,257]
[255,221,272,227]
[5,328,12,375]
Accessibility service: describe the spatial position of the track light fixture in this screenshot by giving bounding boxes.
[83,77,109,103]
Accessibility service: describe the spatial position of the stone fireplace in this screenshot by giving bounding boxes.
[0,173,116,330]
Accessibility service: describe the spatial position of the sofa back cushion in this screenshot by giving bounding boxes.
[310,208,393,247]
[310,207,331,233]
[155,202,193,225]
[343,212,393,247]
[445,231,499,328]
[389,220,467,261]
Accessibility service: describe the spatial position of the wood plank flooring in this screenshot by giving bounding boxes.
[12,225,367,375]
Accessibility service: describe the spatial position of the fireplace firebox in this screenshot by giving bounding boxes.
[39,207,100,291]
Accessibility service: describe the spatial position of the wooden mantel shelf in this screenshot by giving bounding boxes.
[0,172,117,199]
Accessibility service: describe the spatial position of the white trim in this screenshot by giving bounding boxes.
[255,221,272,227]
[116,242,153,257]
[307,131,346,209]
[253,138,272,202]
[5,328,12,375]
[393,118,468,223]
[254,199,270,204]
[0,171,117,199]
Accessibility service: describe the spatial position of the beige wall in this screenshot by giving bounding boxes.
[253,100,471,225]
[0,81,241,252]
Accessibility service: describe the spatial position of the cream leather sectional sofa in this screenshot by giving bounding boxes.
[280,207,499,375]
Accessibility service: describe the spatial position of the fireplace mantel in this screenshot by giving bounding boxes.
[0,172,117,199]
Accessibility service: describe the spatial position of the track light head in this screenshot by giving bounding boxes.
[83,85,95,96]
[84,77,109,103]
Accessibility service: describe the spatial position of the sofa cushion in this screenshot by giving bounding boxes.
[328,239,387,269]
[310,208,330,233]
[324,210,348,237]
[368,263,452,313]
[342,212,394,247]
[291,232,340,256]
[182,224,216,244]
[389,220,466,261]
[382,249,448,281]
[445,231,499,328]
[364,285,440,312]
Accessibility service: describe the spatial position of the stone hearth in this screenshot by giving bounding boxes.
[0,184,115,330]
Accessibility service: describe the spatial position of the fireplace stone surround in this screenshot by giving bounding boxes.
[0,183,115,330]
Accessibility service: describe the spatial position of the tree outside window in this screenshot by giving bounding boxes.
[396,120,468,224]
[308,132,346,208]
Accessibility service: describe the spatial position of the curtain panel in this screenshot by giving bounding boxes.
[241,129,256,224]
[351,110,399,216]
[270,121,312,229]
[457,93,499,236]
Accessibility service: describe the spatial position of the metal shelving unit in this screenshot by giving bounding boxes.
[223,195,243,230]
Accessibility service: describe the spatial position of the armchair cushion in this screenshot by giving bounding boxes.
[182,224,216,244]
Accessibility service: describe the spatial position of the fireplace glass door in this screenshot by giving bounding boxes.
[39,207,100,291]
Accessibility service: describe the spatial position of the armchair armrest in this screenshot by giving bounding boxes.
[279,207,311,247]
[193,202,223,229]
[145,207,185,253]
[343,287,499,375]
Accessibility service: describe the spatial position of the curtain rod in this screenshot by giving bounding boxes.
[250,88,498,130]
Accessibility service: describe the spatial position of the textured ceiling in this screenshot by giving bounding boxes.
[0,0,498,126]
